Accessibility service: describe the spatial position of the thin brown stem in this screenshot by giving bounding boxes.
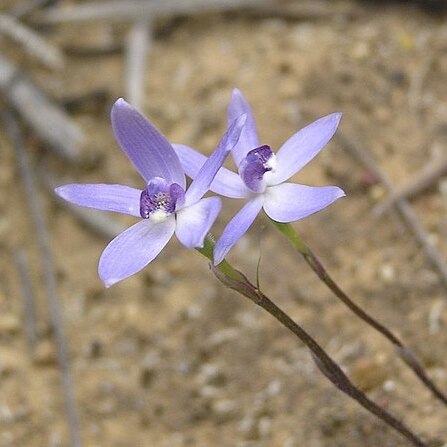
[271,220,447,407]
[196,237,428,447]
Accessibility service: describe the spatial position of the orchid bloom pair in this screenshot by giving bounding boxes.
[175,89,345,264]
[56,91,344,287]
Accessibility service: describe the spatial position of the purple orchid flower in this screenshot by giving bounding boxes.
[173,89,345,265]
[55,98,246,287]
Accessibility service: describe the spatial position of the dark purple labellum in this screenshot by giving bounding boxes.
[239,145,275,193]
[140,177,185,221]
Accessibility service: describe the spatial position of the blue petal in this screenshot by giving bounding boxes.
[111,98,185,188]
[268,113,342,186]
[173,144,249,198]
[99,217,175,287]
[55,183,142,217]
[263,183,345,223]
[213,195,264,265]
[175,196,221,248]
[184,113,246,205]
[227,89,260,167]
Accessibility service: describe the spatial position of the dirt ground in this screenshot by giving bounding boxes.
[1,1,447,446]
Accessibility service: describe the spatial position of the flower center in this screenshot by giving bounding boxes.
[140,177,185,222]
[239,145,276,193]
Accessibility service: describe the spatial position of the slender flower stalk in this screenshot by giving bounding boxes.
[55,94,436,445]
[176,88,447,407]
[197,236,428,447]
[271,219,447,406]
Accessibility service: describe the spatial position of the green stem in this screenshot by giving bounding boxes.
[270,219,447,406]
[196,235,243,281]
[195,235,427,447]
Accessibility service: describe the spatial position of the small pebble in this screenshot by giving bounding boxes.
[351,357,388,391]
[379,263,396,283]
[0,348,21,376]
[0,314,20,335]
[33,340,57,366]
[196,363,225,386]
[208,327,239,347]
[239,415,259,440]
[258,416,271,438]
[212,399,238,423]
[383,380,395,392]
[369,184,386,201]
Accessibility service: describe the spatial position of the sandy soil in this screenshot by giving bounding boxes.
[1,1,447,446]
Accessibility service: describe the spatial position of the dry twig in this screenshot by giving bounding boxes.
[4,110,83,447]
[0,54,83,160]
[14,248,39,353]
[374,153,447,214]
[10,0,57,19]
[0,13,64,69]
[125,19,152,110]
[244,0,360,20]
[338,132,447,294]
[408,52,434,113]
[35,0,273,23]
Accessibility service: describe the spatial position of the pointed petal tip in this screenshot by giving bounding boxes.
[99,267,119,288]
[263,183,345,223]
[101,274,125,288]
[99,269,118,288]
[212,251,224,266]
[54,185,64,196]
[113,97,128,108]
[213,240,227,266]
[332,111,343,125]
[231,88,247,105]
[54,184,73,200]
[331,186,347,200]
[322,111,343,129]
[102,278,114,288]
[111,97,132,118]
[212,244,232,266]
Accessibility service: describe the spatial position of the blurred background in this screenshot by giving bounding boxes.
[1,0,447,446]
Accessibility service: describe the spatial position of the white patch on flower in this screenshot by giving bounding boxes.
[150,209,170,223]
[264,153,278,186]
[265,153,277,172]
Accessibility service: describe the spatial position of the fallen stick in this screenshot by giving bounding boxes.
[9,0,58,19]
[35,0,273,23]
[0,13,64,69]
[337,132,447,294]
[14,248,39,354]
[4,110,83,447]
[125,19,152,110]
[374,154,447,214]
[0,54,83,161]
[243,0,360,20]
